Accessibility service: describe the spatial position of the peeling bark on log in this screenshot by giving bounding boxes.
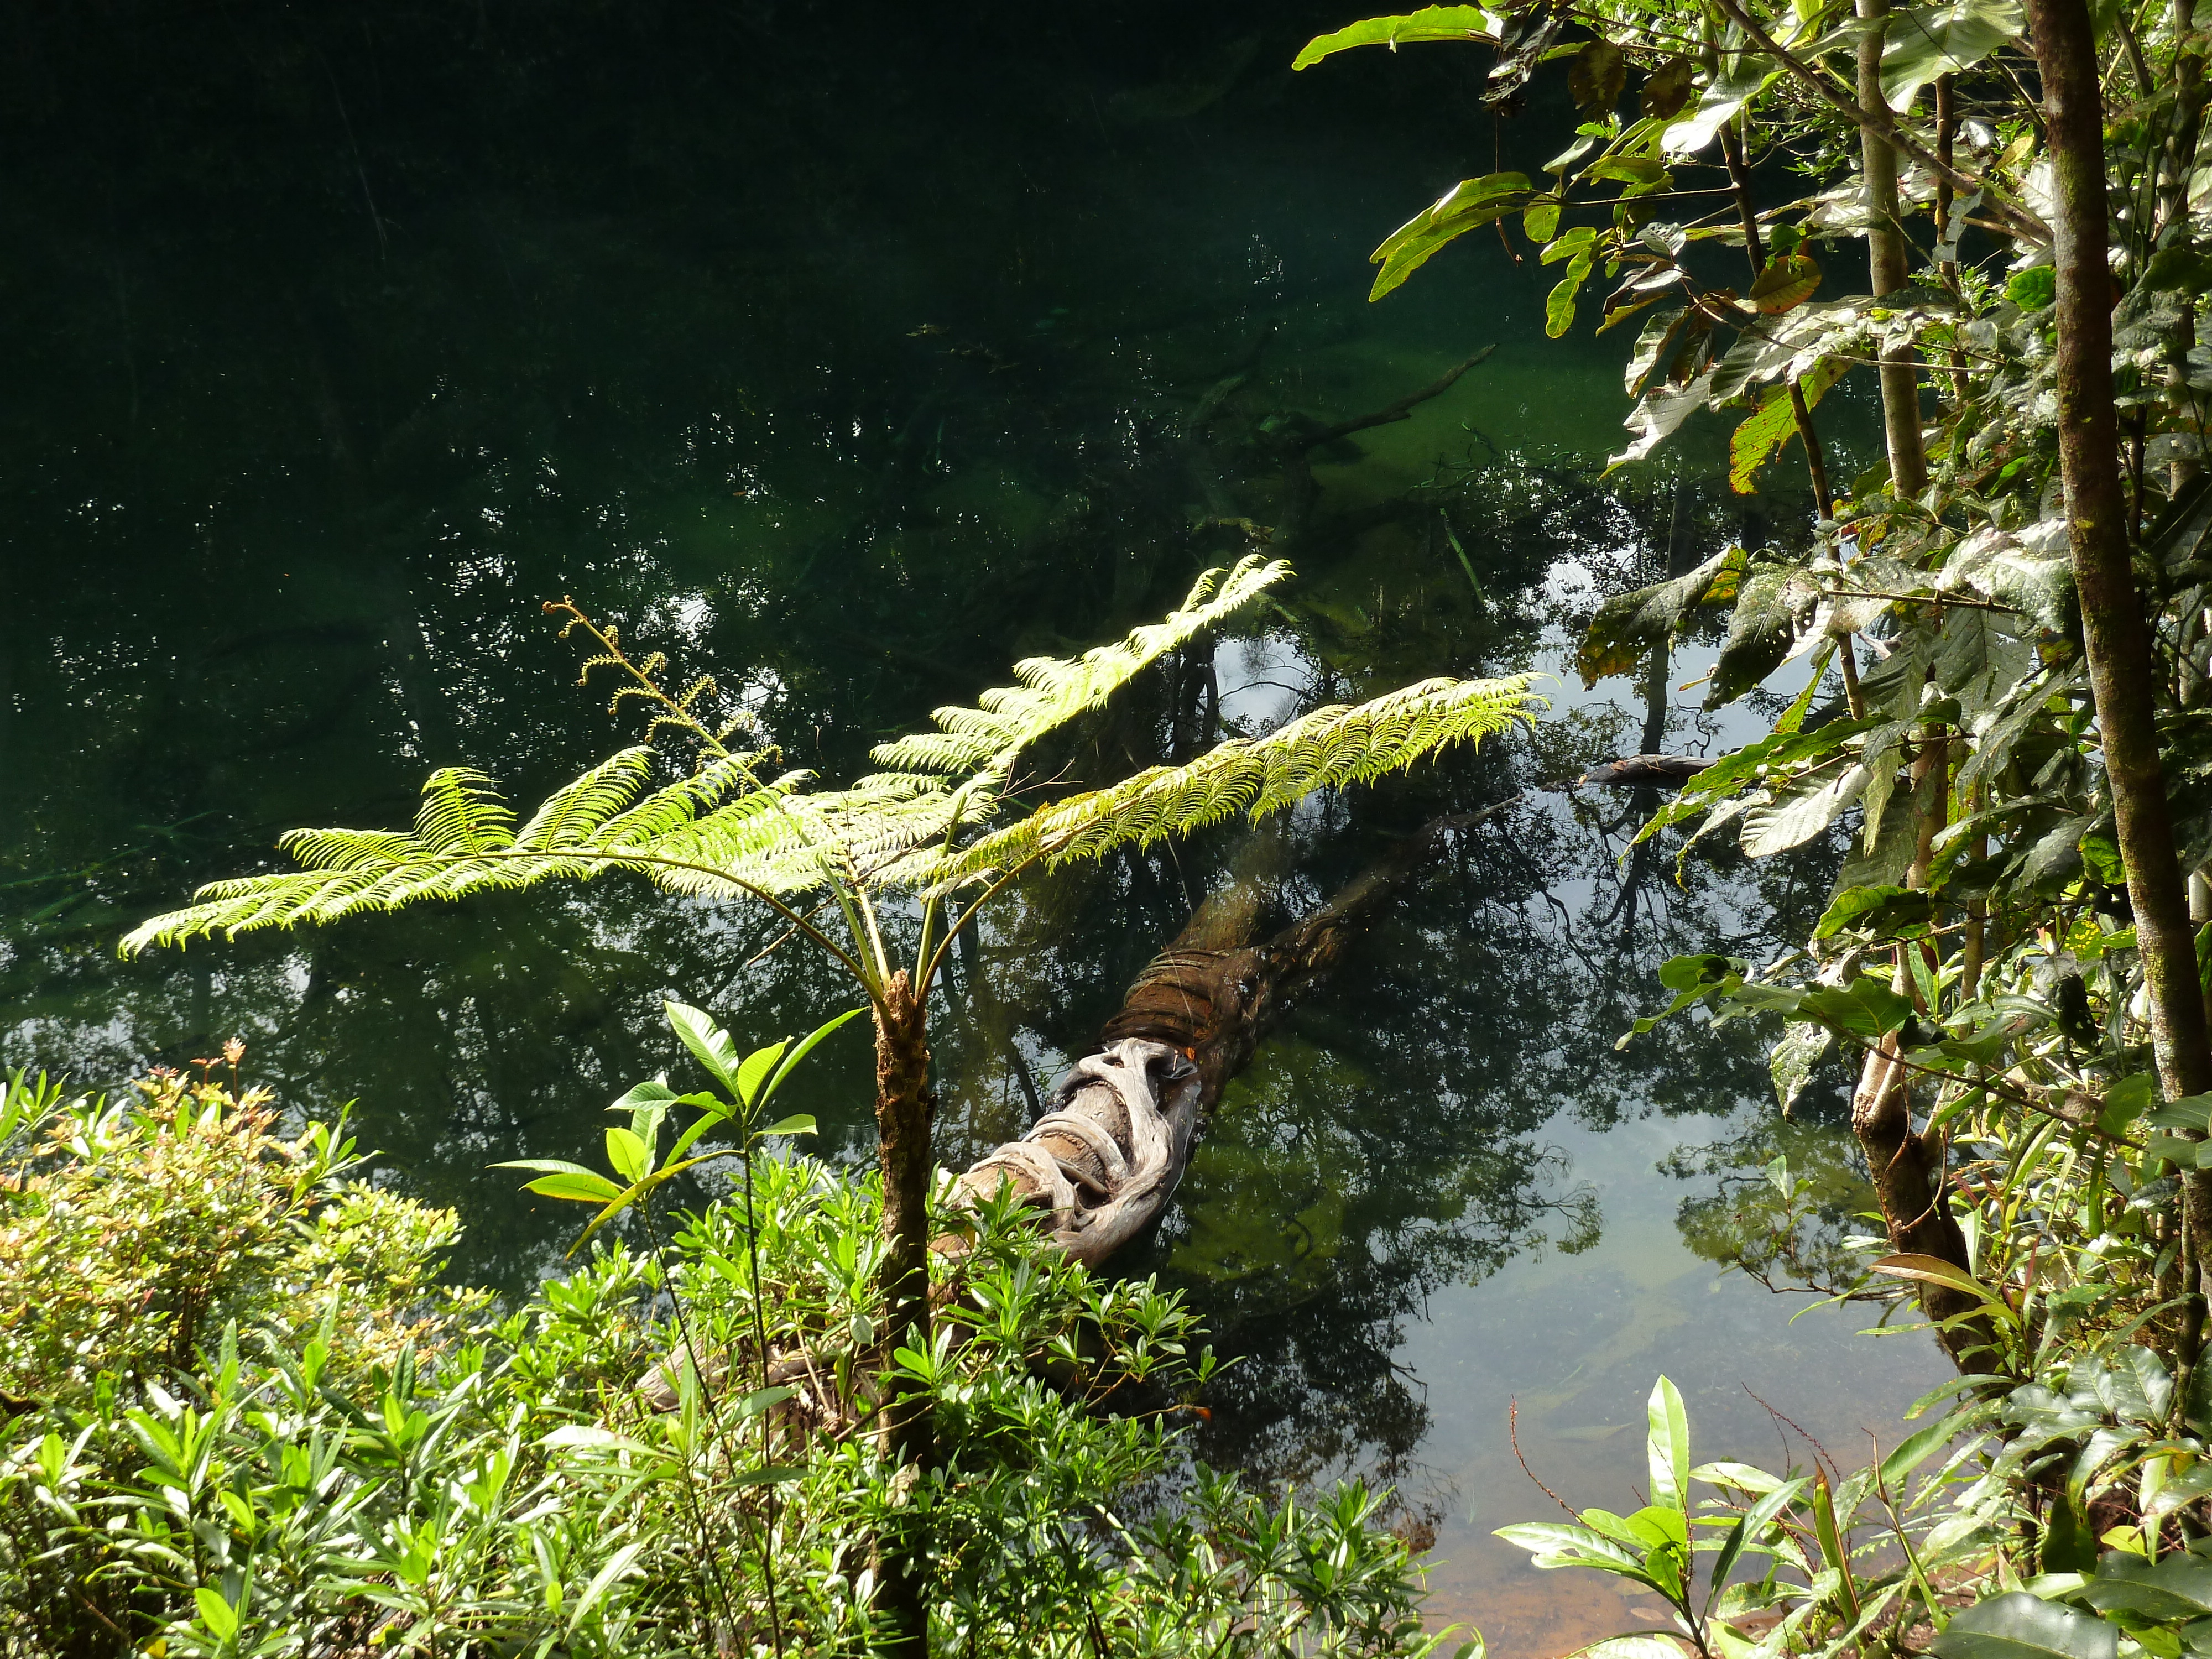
[943,800,1518,1265]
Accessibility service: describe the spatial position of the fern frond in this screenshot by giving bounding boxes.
[413,769,516,854]
[512,747,656,850]
[931,676,1539,883]
[869,555,1290,780]
[118,750,804,956]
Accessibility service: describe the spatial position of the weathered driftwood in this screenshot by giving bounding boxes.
[942,799,1517,1264]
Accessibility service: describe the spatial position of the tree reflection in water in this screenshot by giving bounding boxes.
[0,0,1913,1608]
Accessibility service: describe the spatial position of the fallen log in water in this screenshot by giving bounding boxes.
[941,797,1520,1265]
[1575,753,1712,789]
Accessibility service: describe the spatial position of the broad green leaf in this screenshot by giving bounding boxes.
[736,1039,788,1110]
[1728,358,1845,494]
[1541,226,1598,265]
[1664,53,1781,155]
[195,1588,239,1641]
[1579,1507,1654,1550]
[1879,1415,1961,1492]
[1739,763,1869,857]
[1369,173,1532,299]
[2081,1550,2212,1620]
[665,1000,744,1094]
[1625,1504,1688,1547]
[494,1159,626,1203]
[1293,7,1501,70]
[1609,369,1718,469]
[1494,1522,1660,1584]
[757,1114,817,1138]
[1577,544,1744,684]
[494,1157,608,1180]
[738,1385,797,1417]
[1546,251,1594,338]
[1693,1460,1785,1493]
[1770,1021,1833,1114]
[1624,307,1689,397]
[1585,156,1669,187]
[1524,199,1561,243]
[1929,1592,2115,1659]
[2097,1074,2155,1134]
[1814,884,1936,942]
[605,1126,649,1184]
[1879,0,2024,112]
[567,1159,712,1255]
[1647,1376,1691,1516]
[518,1170,628,1204]
[1708,561,1817,708]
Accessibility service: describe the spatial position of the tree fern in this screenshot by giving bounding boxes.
[122,561,1536,963]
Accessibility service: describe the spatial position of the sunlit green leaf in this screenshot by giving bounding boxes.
[736,1040,787,1110]
[1646,1376,1691,1515]
[605,1126,649,1184]
[1369,173,1532,299]
[1546,252,1594,338]
[665,1000,744,1094]
[1930,1592,2115,1659]
[1879,0,2024,112]
[518,1170,626,1204]
[1292,7,1501,70]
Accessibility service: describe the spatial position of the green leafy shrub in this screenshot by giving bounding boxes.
[0,1068,482,1407]
[0,1070,1464,1657]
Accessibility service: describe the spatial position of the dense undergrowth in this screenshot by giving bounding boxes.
[0,1066,1448,1657]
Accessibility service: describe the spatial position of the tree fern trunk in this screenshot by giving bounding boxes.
[870,969,934,1659]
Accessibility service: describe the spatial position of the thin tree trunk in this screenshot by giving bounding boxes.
[870,969,935,1659]
[2031,0,2212,1102]
[1856,0,1928,495]
[2030,0,2212,1345]
[1853,727,1993,1362]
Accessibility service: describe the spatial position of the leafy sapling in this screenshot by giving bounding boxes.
[495,997,861,1659]
[1497,1378,1808,1659]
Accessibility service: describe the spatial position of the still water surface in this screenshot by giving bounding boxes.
[1,5,1940,1647]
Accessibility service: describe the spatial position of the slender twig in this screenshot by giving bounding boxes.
[1508,1398,1578,1516]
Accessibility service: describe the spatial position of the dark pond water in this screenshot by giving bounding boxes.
[1,4,1943,1647]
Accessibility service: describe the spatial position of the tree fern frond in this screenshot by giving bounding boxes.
[512,747,656,850]
[118,749,814,957]
[413,769,517,854]
[868,555,1290,779]
[931,676,1538,883]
